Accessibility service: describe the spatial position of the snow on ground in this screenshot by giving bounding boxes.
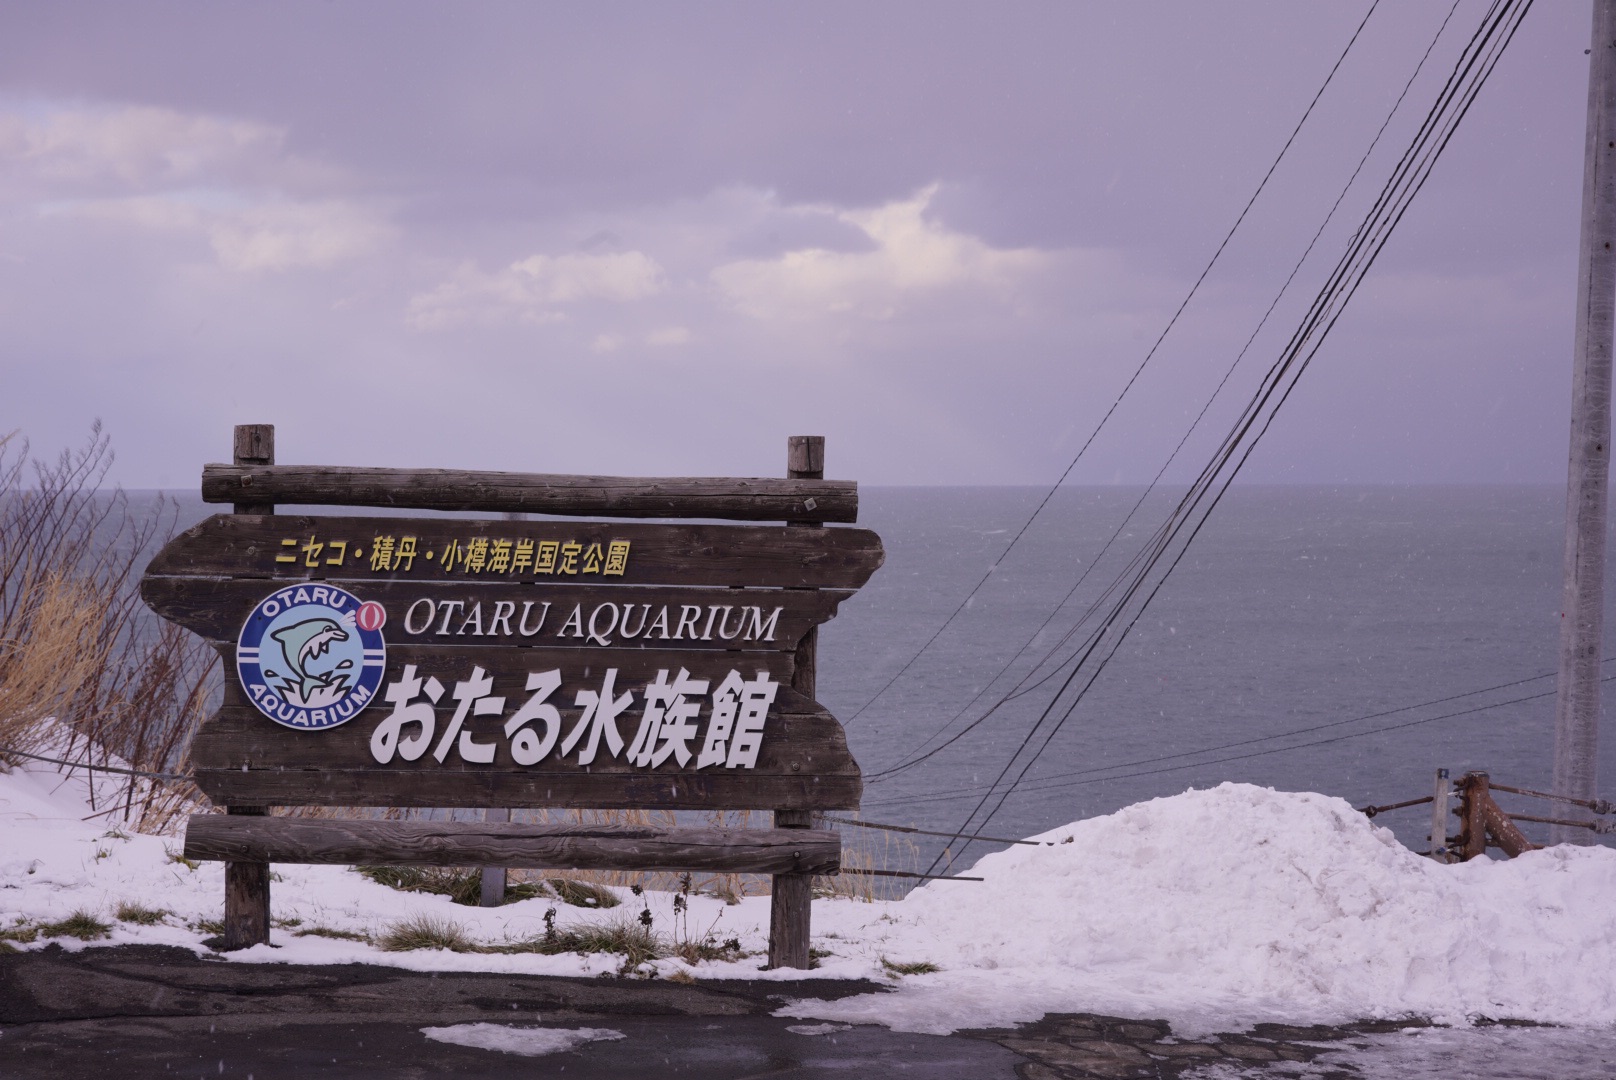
[421,1024,625,1056]
[5,757,1616,1039]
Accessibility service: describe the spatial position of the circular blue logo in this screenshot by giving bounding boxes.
[236,584,387,731]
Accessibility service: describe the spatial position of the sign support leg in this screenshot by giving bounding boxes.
[768,435,825,970]
[480,807,510,906]
[222,423,274,951]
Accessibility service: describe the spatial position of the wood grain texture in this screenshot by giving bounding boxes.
[184,817,842,875]
[231,424,275,516]
[772,436,824,967]
[144,515,884,589]
[222,804,270,950]
[201,464,858,522]
[142,576,850,650]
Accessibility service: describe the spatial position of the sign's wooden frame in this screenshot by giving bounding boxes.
[143,425,880,969]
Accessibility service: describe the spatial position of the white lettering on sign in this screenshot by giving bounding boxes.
[390,599,782,646]
[366,666,782,770]
[250,680,374,730]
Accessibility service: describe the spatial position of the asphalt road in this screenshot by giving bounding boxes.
[0,945,1021,1079]
[3,944,1466,1079]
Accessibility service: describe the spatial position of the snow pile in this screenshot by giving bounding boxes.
[791,783,1616,1034]
[421,1024,624,1056]
[6,756,1616,1038]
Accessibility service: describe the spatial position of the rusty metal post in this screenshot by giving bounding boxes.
[1459,772,1490,861]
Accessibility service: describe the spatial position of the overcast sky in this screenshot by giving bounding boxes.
[0,2,1596,487]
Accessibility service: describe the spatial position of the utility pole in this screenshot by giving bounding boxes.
[1553,0,1616,845]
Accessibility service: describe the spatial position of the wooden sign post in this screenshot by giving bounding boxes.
[143,428,882,966]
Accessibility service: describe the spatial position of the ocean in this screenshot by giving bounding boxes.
[819,485,1616,865]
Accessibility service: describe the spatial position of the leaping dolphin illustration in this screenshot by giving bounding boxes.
[269,617,349,702]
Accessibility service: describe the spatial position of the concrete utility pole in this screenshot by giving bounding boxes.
[1553,0,1616,845]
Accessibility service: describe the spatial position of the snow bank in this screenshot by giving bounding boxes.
[6,756,1616,1038]
[0,757,774,979]
[790,783,1616,1034]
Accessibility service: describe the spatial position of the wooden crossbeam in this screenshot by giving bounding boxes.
[201,464,858,522]
[184,816,842,876]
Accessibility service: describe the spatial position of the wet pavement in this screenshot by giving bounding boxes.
[1,945,1604,1079]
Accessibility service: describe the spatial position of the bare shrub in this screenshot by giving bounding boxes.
[0,425,217,831]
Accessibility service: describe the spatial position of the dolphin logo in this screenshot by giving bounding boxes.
[269,617,350,703]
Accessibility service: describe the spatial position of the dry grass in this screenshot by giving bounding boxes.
[378,914,476,953]
[546,878,619,908]
[354,864,548,907]
[0,426,217,833]
[114,901,169,926]
[39,910,112,941]
[880,957,940,976]
[817,815,922,902]
[293,925,372,943]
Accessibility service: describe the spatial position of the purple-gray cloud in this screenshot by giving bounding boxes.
[0,2,1594,487]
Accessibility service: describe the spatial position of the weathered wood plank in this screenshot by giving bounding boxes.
[201,465,858,522]
[770,808,815,969]
[145,516,884,589]
[191,767,863,811]
[184,817,842,875]
[222,804,270,950]
[772,435,823,968]
[231,425,275,516]
[142,577,850,650]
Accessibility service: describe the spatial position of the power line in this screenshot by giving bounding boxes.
[844,0,1384,728]
[925,0,1536,870]
[874,0,1463,782]
[867,661,1580,814]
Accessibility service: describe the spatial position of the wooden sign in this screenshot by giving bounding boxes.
[143,514,884,811]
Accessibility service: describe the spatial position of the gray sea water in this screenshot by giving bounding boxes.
[823,485,1614,863]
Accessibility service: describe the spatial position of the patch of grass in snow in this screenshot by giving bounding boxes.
[165,848,200,870]
[359,865,485,906]
[355,864,556,907]
[547,878,620,909]
[40,910,112,941]
[191,918,225,936]
[880,957,940,977]
[293,926,372,943]
[378,914,477,953]
[0,921,39,944]
[490,914,662,967]
[670,935,746,965]
[115,902,170,926]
